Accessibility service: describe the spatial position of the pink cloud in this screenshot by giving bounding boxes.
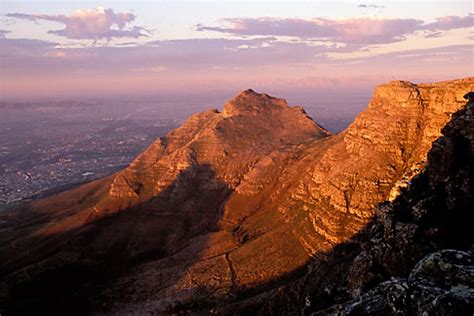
[197,14,473,45]
[0,30,10,38]
[196,17,424,44]
[1,35,471,97]
[425,14,474,30]
[358,4,385,9]
[6,7,149,40]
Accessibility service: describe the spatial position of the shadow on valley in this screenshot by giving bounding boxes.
[1,100,473,315]
[0,164,233,315]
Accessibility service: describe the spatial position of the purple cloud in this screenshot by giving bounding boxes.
[0,30,10,38]
[0,37,56,51]
[358,4,385,9]
[333,44,473,64]
[2,34,470,82]
[6,7,149,40]
[196,17,425,45]
[0,37,337,78]
[1,34,471,97]
[0,37,57,67]
[196,14,473,45]
[425,14,474,30]
[424,31,443,38]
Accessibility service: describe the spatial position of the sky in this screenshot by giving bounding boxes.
[0,0,473,99]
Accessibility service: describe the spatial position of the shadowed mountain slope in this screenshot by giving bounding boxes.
[0,78,472,314]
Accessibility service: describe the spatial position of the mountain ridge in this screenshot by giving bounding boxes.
[0,77,472,314]
[250,93,474,315]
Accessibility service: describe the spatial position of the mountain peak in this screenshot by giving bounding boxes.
[242,88,257,94]
[233,88,277,102]
[223,89,288,117]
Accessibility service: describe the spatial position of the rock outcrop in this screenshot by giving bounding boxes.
[0,78,472,315]
[316,250,474,315]
[244,92,474,315]
[315,94,474,316]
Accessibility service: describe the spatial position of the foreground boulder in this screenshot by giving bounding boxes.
[317,250,474,315]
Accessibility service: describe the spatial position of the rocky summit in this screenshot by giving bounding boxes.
[0,78,473,315]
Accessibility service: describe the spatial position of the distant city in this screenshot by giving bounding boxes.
[0,94,367,209]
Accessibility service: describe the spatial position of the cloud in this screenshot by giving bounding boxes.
[4,34,470,83]
[0,38,59,79]
[0,30,10,38]
[331,45,473,72]
[132,65,167,73]
[196,14,473,45]
[425,14,474,30]
[0,36,335,78]
[358,4,384,8]
[1,34,471,97]
[424,31,443,38]
[196,17,425,45]
[6,7,149,40]
[0,37,56,50]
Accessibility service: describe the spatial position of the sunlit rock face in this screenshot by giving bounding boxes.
[207,78,473,298]
[0,78,472,315]
[107,89,329,204]
[257,93,474,316]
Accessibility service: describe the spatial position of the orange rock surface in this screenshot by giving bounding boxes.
[0,78,472,314]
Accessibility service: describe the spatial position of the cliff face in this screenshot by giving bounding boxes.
[316,97,474,314]
[0,78,472,314]
[208,78,472,297]
[255,94,474,316]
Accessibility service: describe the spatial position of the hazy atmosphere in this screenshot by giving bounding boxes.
[1,0,472,98]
